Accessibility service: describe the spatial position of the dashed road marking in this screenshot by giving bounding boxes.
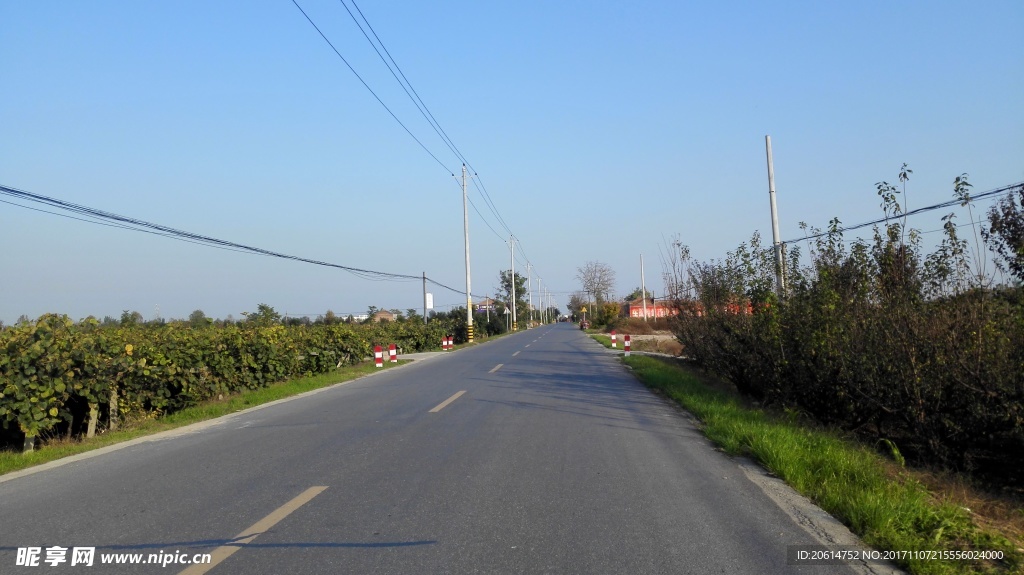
[179,486,328,575]
[430,391,467,413]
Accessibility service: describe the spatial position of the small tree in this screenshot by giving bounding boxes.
[243,303,281,326]
[188,309,209,328]
[983,183,1024,282]
[120,310,143,327]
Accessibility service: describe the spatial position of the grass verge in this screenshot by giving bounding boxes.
[0,360,405,477]
[623,353,1021,575]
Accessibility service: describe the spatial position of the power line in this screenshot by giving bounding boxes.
[0,184,422,282]
[289,0,454,174]
[334,1,520,253]
[340,0,468,168]
[780,182,1023,245]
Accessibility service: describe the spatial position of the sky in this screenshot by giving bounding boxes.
[1,0,1022,324]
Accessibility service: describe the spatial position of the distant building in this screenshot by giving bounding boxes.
[476,298,499,313]
[624,297,676,319]
[371,310,396,323]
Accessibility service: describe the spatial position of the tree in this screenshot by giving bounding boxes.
[576,261,616,304]
[624,287,653,302]
[496,271,529,323]
[188,309,209,328]
[243,303,281,326]
[983,183,1024,282]
[567,291,588,319]
[120,310,143,327]
[405,308,422,323]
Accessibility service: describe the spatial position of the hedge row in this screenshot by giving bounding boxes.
[0,315,456,450]
[670,222,1024,486]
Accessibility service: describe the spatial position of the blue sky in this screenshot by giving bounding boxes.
[2,0,1022,324]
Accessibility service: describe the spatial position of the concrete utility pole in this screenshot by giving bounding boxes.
[422,271,428,324]
[527,263,532,328]
[461,165,474,341]
[510,236,517,331]
[765,136,786,295]
[640,254,648,322]
[537,278,542,324]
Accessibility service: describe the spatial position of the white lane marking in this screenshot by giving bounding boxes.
[430,390,467,413]
[179,486,328,575]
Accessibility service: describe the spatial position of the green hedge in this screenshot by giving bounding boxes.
[0,315,455,450]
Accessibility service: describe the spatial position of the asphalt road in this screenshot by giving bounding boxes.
[0,323,866,574]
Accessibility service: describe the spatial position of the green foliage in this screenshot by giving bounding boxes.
[626,355,1020,575]
[0,315,459,451]
[671,169,1024,486]
[496,271,530,323]
[982,183,1024,282]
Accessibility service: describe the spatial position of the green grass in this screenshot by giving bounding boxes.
[0,360,405,477]
[622,354,1021,575]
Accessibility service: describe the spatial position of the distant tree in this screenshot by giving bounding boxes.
[496,271,530,324]
[189,309,209,328]
[566,292,588,319]
[983,183,1024,282]
[120,310,143,327]
[576,261,616,304]
[243,303,281,326]
[101,315,119,327]
[624,287,653,302]
[323,310,339,325]
[16,314,31,325]
[345,314,355,324]
[405,308,422,323]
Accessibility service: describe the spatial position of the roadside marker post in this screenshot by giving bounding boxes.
[624,335,631,356]
[374,345,383,368]
[388,344,397,363]
[611,330,617,348]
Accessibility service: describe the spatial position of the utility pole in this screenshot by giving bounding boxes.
[537,278,542,324]
[461,165,474,341]
[422,272,427,324]
[510,236,517,331]
[526,263,532,328]
[640,254,648,322]
[765,136,786,295]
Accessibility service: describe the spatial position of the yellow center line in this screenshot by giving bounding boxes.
[429,390,466,413]
[179,486,328,575]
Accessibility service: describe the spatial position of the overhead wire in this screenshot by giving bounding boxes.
[0,184,423,283]
[330,0,526,267]
[780,182,1023,245]
[289,0,454,174]
[295,0,547,292]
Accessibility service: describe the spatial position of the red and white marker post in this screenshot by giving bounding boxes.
[374,345,384,368]
[389,343,397,363]
[611,330,617,348]
[624,335,631,356]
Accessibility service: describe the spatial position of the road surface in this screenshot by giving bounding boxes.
[0,323,875,574]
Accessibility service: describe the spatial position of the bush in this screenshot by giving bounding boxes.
[668,173,1024,487]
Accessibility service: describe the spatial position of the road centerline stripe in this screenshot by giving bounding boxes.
[512,351,520,357]
[489,363,503,373]
[430,390,466,413]
[179,486,328,575]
